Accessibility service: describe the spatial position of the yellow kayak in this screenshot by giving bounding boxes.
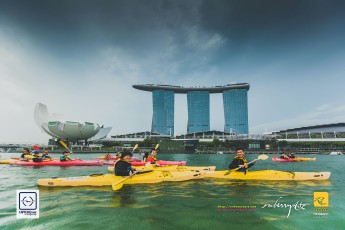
[0,159,15,164]
[108,165,216,172]
[37,170,206,187]
[0,155,34,164]
[205,170,330,180]
[297,157,316,161]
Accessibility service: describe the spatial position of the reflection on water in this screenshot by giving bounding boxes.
[210,179,332,189]
[111,186,137,208]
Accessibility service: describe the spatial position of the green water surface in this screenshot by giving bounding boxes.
[0,153,343,230]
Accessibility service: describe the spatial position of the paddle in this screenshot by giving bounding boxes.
[111,170,153,191]
[59,140,73,154]
[225,154,269,175]
[111,144,139,190]
[153,144,160,166]
[132,144,139,153]
[59,140,80,160]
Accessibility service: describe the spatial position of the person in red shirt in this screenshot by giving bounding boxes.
[146,148,158,164]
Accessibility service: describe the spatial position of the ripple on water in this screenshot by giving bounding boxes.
[0,153,343,230]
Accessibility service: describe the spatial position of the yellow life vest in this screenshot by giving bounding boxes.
[234,156,248,170]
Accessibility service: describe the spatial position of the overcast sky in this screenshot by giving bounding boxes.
[1,0,345,143]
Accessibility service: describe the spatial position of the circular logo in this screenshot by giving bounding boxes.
[21,196,35,207]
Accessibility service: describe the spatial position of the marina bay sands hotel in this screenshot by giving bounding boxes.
[133,83,250,136]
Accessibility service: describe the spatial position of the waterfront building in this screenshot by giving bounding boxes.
[133,83,250,135]
[223,89,249,134]
[187,91,210,134]
[152,90,174,136]
[34,103,112,142]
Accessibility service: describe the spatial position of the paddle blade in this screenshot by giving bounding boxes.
[112,182,124,191]
[155,144,159,150]
[59,140,68,149]
[132,144,139,152]
[257,154,269,160]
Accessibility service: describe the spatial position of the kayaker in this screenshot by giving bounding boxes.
[279,152,289,159]
[143,152,149,162]
[114,150,135,176]
[42,150,52,161]
[32,150,43,162]
[147,148,158,164]
[115,153,121,160]
[105,153,111,158]
[20,148,31,161]
[229,148,255,173]
[288,153,296,159]
[60,151,73,161]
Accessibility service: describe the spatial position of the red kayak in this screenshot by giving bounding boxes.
[96,157,119,160]
[97,156,139,161]
[272,156,316,162]
[102,160,187,166]
[131,160,187,166]
[272,157,295,162]
[10,160,103,166]
[157,160,186,166]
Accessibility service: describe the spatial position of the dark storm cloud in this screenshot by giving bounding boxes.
[199,0,345,42]
[197,0,345,66]
[1,0,344,61]
[0,0,200,56]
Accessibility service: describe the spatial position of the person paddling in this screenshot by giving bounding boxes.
[279,152,289,159]
[143,151,149,162]
[288,153,296,159]
[42,150,52,161]
[60,151,73,161]
[146,148,158,164]
[20,148,31,161]
[32,150,43,162]
[114,153,121,160]
[114,150,136,176]
[229,148,255,173]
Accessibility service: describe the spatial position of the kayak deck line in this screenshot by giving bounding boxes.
[108,165,216,173]
[204,170,331,180]
[37,170,206,187]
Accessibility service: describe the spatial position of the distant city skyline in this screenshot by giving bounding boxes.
[0,0,345,142]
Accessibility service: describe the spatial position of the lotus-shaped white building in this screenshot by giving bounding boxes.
[34,103,112,141]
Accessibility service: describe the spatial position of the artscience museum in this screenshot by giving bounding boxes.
[34,103,112,143]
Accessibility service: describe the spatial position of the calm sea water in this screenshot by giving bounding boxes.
[0,153,344,230]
